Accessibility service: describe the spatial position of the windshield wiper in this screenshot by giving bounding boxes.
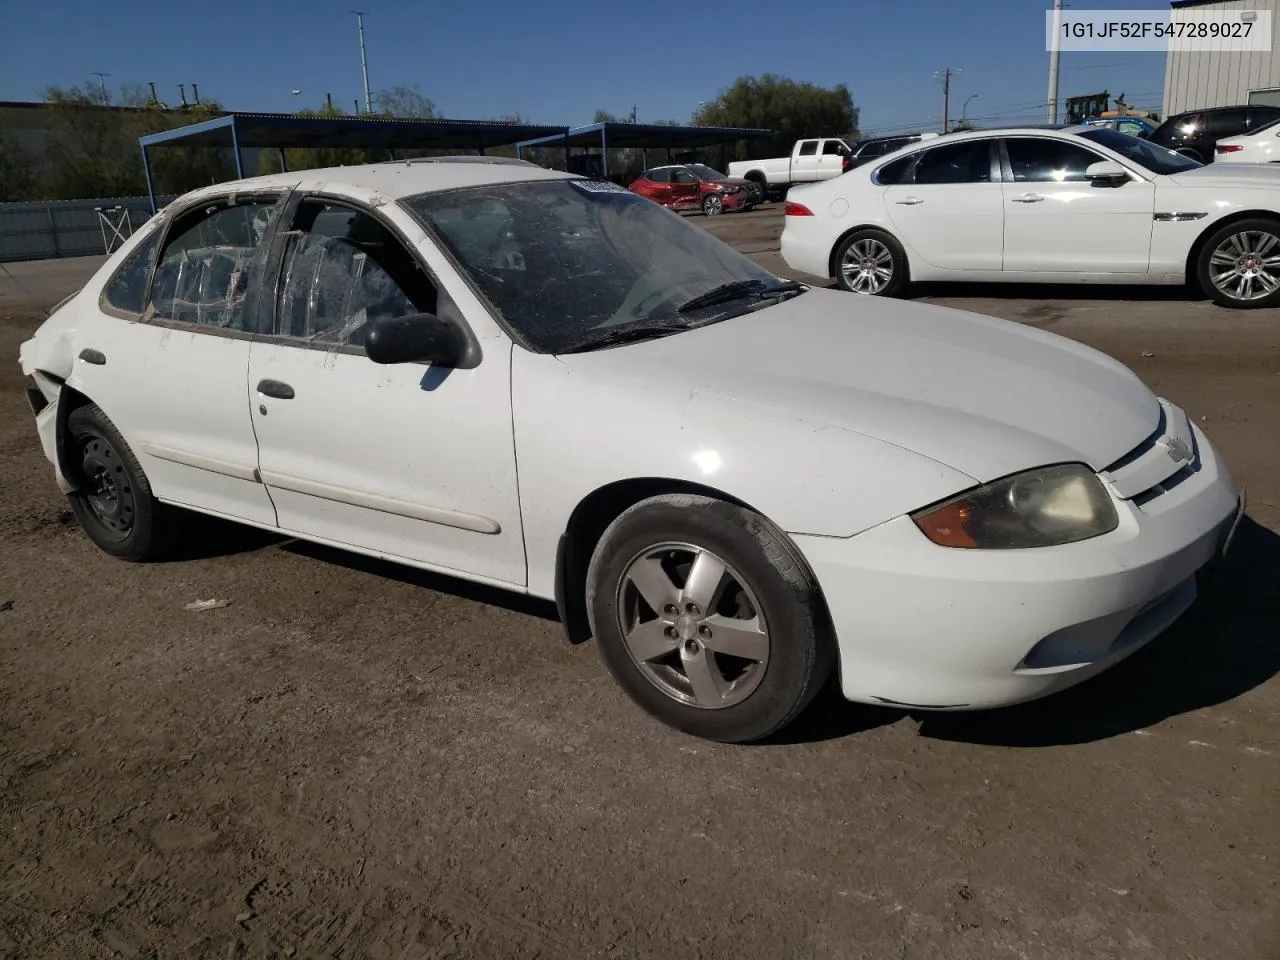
[677,279,807,313]
[558,323,698,354]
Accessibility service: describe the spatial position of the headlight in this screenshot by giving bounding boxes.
[911,463,1119,549]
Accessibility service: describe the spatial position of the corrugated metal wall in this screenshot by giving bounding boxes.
[1163,0,1280,115]
[0,195,175,263]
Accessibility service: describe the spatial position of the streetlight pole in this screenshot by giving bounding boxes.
[962,94,978,124]
[91,72,110,104]
[1047,0,1064,123]
[352,10,372,114]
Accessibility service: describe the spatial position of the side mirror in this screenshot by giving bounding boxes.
[1085,160,1130,184]
[364,312,463,366]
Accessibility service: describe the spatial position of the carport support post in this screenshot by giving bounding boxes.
[141,144,157,214]
[600,125,609,177]
[230,118,245,179]
[278,148,288,172]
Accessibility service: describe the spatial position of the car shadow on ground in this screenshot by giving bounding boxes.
[910,280,1199,303]
[279,538,562,623]
[769,516,1279,748]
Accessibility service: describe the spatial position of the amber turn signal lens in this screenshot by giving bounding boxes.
[912,502,978,548]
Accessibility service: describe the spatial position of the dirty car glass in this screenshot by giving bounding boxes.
[403,181,778,353]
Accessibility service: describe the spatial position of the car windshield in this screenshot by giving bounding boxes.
[1076,127,1202,174]
[688,163,726,181]
[403,179,788,353]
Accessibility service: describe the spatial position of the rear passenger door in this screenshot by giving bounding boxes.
[790,140,822,181]
[69,190,292,526]
[881,138,1005,272]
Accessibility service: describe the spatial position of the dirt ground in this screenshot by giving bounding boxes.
[1,211,1278,960]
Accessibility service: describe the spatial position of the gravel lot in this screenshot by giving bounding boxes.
[2,207,1278,960]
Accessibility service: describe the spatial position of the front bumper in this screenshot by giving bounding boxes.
[793,420,1241,711]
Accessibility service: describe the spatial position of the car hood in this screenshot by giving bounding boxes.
[1165,162,1280,187]
[557,288,1160,482]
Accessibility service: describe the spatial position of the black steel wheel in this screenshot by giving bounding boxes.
[66,403,176,561]
[586,493,835,743]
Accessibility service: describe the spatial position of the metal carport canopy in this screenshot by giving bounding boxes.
[514,121,774,175]
[137,113,571,211]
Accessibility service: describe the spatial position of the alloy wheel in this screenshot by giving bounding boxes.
[614,541,770,709]
[840,237,894,294]
[703,195,723,215]
[1208,230,1280,301]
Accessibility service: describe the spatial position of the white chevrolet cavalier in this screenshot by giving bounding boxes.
[19,157,1244,743]
[781,125,1280,308]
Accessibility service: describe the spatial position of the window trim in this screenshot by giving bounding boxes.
[870,137,1003,186]
[99,189,293,340]
[253,191,483,365]
[997,134,1116,185]
[97,217,165,321]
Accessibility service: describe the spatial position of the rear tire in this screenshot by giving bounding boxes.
[1195,217,1280,309]
[1175,147,1204,163]
[832,228,909,297]
[585,494,836,743]
[65,403,177,561]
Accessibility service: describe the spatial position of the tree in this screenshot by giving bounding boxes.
[374,84,438,119]
[0,118,36,202]
[692,74,859,161]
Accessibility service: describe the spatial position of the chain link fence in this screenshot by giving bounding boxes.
[0,195,176,263]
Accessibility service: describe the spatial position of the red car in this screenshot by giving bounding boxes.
[628,164,758,216]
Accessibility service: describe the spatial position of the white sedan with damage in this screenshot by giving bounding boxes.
[19,157,1244,742]
[781,125,1280,308]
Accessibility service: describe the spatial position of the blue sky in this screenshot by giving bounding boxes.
[0,0,1171,134]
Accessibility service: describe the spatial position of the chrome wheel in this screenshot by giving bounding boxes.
[615,541,769,709]
[1208,230,1280,301]
[702,194,723,216]
[840,237,894,294]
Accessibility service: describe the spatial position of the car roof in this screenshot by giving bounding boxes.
[166,156,576,209]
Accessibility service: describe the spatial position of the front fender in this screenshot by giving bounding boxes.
[513,356,975,599]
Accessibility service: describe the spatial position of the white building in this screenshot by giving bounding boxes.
[1163,0,1280,115]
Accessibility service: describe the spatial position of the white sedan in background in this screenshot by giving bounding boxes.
[781,125,1280,308]
[1214,117,1280,164]
[19,158,1243,743]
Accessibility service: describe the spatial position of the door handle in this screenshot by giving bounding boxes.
[896,196,924,205]
[1012,193,1045,203]
[256,379,295,400]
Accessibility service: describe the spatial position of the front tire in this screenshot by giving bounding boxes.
[1196,217,1280,308]
[65,403,177,561]
[585,494,835,743]
[833,228,909,297]
[702,194,724,216]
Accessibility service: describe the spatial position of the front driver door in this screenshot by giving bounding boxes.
[245,193,526,587]
[882,138,1005,272]
[999,136,1155,274]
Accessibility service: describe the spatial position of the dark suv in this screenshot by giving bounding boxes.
[847,133,938,168]
[1147,104,1280,163]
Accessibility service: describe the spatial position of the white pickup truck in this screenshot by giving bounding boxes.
[727,138,853,201]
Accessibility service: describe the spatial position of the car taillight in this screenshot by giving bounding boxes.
[842,156,851,172]
[1217,144,1245,153]
[785,201,814,216]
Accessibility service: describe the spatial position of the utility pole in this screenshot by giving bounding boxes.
[1047,0,1064,123]
[352,10,372,114]
[90,72,110,104]
[934,67,960,133]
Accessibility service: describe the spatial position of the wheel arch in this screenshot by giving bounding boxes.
[53,381,97,492]
[553,477,767,646]
[1184,209,1280,287]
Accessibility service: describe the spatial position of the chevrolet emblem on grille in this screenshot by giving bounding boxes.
[1162,435,1193,463]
